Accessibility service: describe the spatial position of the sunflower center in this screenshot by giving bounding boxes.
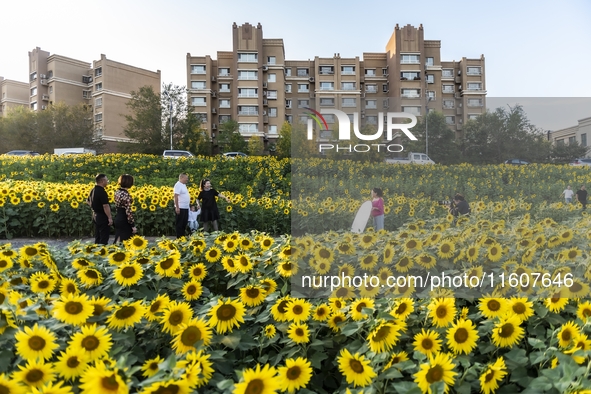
[112,253,126,262]
[115,305,137,320]
[286,365,302,380]
[278,301,289,314]
[349,359,364,374]
[239,257,249,267]
[81,335,99,351]
[25,368,44,383]
[101,374,120,391]
[292,305,304,315]
[150,301,161,313]
[66,284,76,294]
[399,258,409,267]
[0,260,7,268]
[152,384,181,394]
[468,248,476,257]
[28,335,46,351]
[422,338,433,350]
[316,308,326,317]
[244,379,264,394]
[484,370,495,383]
[295,328,304,336]
[487,300,500,311]
[0,294,5,304]
[180,326,202,346]
[356,303,366,312]
[226,259,235,268]
[281,262,292,271]
[246,288,260,299]
[121,267,136,278]
[65,301,84,315]
[160,258,174,269]
[336,288,348,298]
[407,240,417,249]
[67,356,80,368]
[561,329,572,342]
[185,285,197,295]
[38,280,50,289]
[583,308,591,318]
[441,244,451,253]
[436,306,448,318]
[454,328,468,343]
[569,283,583,293]
[372,325,391,342]
[512,302,526,314]
[426,365,444,383]
[363,256,373,265]
[133,238,144,247]
[169,311,184,325]
[499,323,515,338]
[25,247,37,256]
[333,316,343,325]
[217,304,237,321]
[395,303,407,314]
[192,268,203,277]
[85,270,99,279]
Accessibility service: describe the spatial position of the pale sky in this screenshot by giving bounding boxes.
[2,0,590,128]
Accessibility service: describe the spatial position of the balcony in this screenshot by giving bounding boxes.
[41,94,50,101]
[238,111,258,116]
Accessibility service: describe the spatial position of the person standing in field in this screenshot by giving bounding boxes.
[371,187,384,231]
[560,185,574,204]
[113,174,137,244]
[86,173,112,245]
[576,185,587,210]
[197,178,230,232]
[173,173,191,238]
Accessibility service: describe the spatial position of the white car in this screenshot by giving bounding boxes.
[570,158,591,167]
[163,150,194,159]
[222,152,248,158]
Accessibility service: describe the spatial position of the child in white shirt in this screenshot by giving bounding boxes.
[188,205,201,233]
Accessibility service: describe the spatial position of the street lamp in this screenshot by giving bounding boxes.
[425,96,433,156]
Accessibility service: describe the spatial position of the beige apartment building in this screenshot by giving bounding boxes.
[550,117,591,158]
[186,23,486,150]
[0,77,29,117]
[28,48,161,151]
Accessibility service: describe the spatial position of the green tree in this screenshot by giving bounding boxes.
[275,121,292,158]
[550,141,589,163]
[122,85,164,154]
[217,120,248,153]
[406,111,462,164]
[176,112,209,156]
[247,135,264,156]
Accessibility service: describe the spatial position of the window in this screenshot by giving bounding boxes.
[49,86,53,94]
[382,84,389,93]
[467,66,481,75]
[219,115,232,123]
[191,97,206,106]
[365,69,376,77]
[95,67,102,77]
[94,113,103,122]
[365,84,377,93]
[366,116,378,125]
[267,90,278,99]
[382,67,389,76]
[323,114,335,123]
[238,106,258,115]
[401,89,420,98]
[267,56,276,65]
[83,90,92,99]
[285,84,292,93]
[401,54,420,64]
[442,85,454,93]
[268,125,278,134]
[95,97,102,108]
[220,83,230,92]
[442,69,454,78]
[320,97,334,106]
[191,65,206,74]
[30,87,37,96]
[445,116,455,125]
[401,72,420,81]
[443,99,455,109]
[269,107,277,117]
[342,98,356,107]
[556,139,565,145]
[219,68,230,76]
[239,123,258,133]
[467,98,483,107]
[31,102,37,110]
[319,66,334,75]
[285,68,292,76]
[426,74,434,84]
[582,133,587,147]
[569,136,576,144]
[341,66,355,75]
[365,100,377,109]
[30,72,37,81]
[95,83,103,91]
[285,115,293,123]
[238,53,257,62]
[383,99,389,109]
[403,106,421,115]
[47,70,53,78]
[268,73,276,83]
[298,84,309,92]
[285,99,292,109]
[299,115,308,124]
[297,68,309,77]
[427,91,436,100]
[298,99,309,108]
[341,82,356,90]
[319,82,334,91]
[238,71,258,80]
[347,114,355,123]
[468,114,480,121]
[220,99,231,108]
[425,57,434,66]
[191,81,207,89]
[195,113,207,122]
[238,88,258,98]
[467,82,482,90]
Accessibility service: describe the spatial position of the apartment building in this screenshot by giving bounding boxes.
[28,47,161,151]
[551,117,591,158]
[187,23,487,149]
[0,77,29,117]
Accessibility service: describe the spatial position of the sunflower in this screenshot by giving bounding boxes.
[307,304,329,322]
[55,348,89,381]
[349,298,375,321]
[107,250,129,266]
[565,280,590,298]
[13,360,55,389]
[72,257,93,270]
[486,244,503,262]
[58,278,79,297]
[182,280,203,301]
[221,256,240,274]
[208,298,245,334]
[577,300,591,321]
[78,361,127,394]
[111,262,144,287]
[446,319,479,355]
[491,314,524,348]
[359,234,378,249]
[259,278,277,295]
[413,329,442,356]
[276,260,297,277]
[416,253,437,269]
[188,263,207,281]
[239,285,267,307]
[437,241,456,259]
[271,296,292,322]
[277,357,313,394]
[394,256,414,273]
[178,350,214,388]
[337,348,377,388]
[52,293,94,326]
[508,297,534,323]
[140,355,164,378]
[204,247,222,263]
[557,321,580,348]
[428,298,456,328]
[478,297,508,319]
[278,245,293,260]
[160,300,193,334]
[0,374,26,394]
[29,272,56,294]
[480,357,507,394]
[88,296,113,318]
[414,353,457,394]
[359,253,378,270]
[390,298,414,320]
[124,235,148,251]
[171,318,213,354]
[383,351,410,371]
[233,364,279,394]
[0,309,17,335]
[287,322,310,344]
[77,268,103,287]
[367,321,400,353]
[0,257,14,273]
[235,254,254,274]
[14,323,58,361]
[259,236,274,251]
[327,312,347,332]
[263,324,276,339]
[545,290,569,313]
[284,299,312,323]
[155,253,181,277]
[138,379,192,394]
[107,300,146,331]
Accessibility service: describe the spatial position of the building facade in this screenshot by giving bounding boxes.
[0,77,29,117]
[186,23,487,150]
[551,117,591,158]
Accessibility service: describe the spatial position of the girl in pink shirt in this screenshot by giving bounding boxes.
[371,187,384,231]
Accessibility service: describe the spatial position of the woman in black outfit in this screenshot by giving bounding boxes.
[197,178,230,232]
[113,174,137,243]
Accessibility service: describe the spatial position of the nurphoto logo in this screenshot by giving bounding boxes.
[304,108,418,153]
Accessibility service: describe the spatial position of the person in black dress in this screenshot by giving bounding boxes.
[576,185,588,210]
[197,178,230,232]
[86,173,113,245]
[113,174,137,243]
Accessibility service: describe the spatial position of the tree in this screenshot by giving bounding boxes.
[550,141,589,163]
[49,103,104,152]
[176,112,209,156]
[405,111,462,165]
[275,121,292,158]
[247,135,264,156]
[122,85,163,154]
[217,120,248,153]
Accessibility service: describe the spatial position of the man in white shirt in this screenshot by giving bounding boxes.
[561,185,574,204]
[174,173,190,238]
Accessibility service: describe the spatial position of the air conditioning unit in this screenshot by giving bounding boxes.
[211,91,217,97]
[211,76,217,82]
[262,66,268,71]
[459,85,462,91]
[211,108,217,114]
[40,74,46,79]
[212,123,217,130]
[263,82,268,88]
[309,77,315,83]
[458,70,462,75]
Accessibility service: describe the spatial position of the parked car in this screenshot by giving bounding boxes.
[163,150,194,159]
[385,152,435,165]
[222,152,248,158]
[504,159,529,165]
[4,150,40,156]
[569,158,591,167]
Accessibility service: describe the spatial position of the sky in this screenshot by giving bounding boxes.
[2,0,590,129]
